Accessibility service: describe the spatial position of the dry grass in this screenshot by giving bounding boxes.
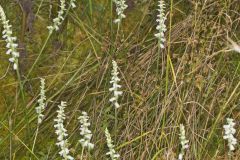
[0,0,239,159]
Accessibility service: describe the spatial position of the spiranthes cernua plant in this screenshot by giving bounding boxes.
[178,124,189,160]
[36,78,46,124]
[109,60,123,109]
[0,5,19,70]
[223,118,237,155]
[154,0,167,49]
[54,101,74,160]
[113,0,128,24]
[105,128,120,160]
[47,0,67,33]
[78,111,94,151]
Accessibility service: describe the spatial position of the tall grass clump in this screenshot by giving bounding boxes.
[1,1,240,159]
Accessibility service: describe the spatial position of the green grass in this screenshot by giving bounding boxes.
[0,0,239,159]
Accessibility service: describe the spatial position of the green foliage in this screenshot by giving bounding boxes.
[0,0,239,159]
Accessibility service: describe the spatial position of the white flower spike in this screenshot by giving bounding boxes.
[223,118,237,153]
[113,0,128,24]
[155,0,167,49]
[109,60,123,109]
[178,124,189,160]
[0,5,19,70]
[47,0,66,33]
[105,128,120,160]
[36,78,46,124]
[54,101,74,160]
[78,111,94,150]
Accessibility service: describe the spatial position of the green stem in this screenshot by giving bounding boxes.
[36,0,44,17]
[81,147,85,160]
[114,107,118,140]
[27,33,52,77]
[165,0,174,103]
[32,126,39,153]
[89,0,93,22]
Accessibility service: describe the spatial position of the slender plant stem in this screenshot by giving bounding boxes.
[110,0,113,55]
[36,0,44,17]
[30,126,39,160]
[9,116,12,160]
[16,62,32,137]
[81,147,85,160]
[27,33,52,77]
[165,0,174,102]
[114,107,118,140]
[32,126,39,153]
[89,0,93,22]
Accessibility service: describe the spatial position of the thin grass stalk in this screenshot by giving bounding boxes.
[110,0,113,55]
[165,0,173,101]
[31,126,39,160]
[89,0,93,22]
[0,122,40,160]
[114,107,118,140]
[35,0,44,17]
[81,147,85,160]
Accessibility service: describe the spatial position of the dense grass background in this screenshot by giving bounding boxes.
[0,0,240,159]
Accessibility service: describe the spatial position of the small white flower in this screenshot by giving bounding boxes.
[155,0,167,49]
[109,60,123,109]
[178,124,189,160]
[54,101,74,160]
[0,5,19,70]
[35,78,46,124]
[223,118,237,152]
[178,153,183,160]
[78,111,94,150]
[105,128,120,160]
[70,0,77,8]
[227,37,240,53]
[113,0,128,24]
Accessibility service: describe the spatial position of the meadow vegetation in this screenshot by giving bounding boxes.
[0,0,240,159]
